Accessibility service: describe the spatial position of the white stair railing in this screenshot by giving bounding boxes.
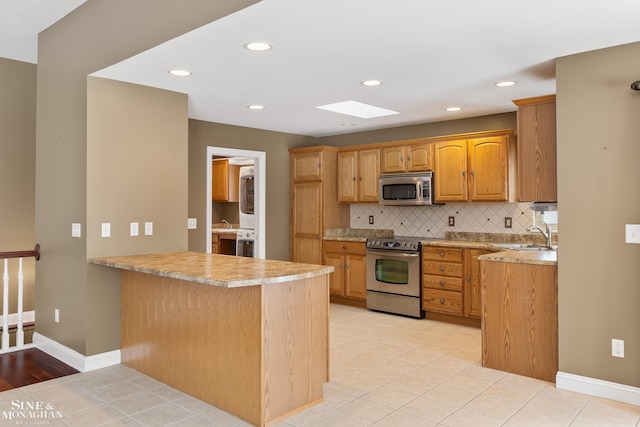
[0,244,40,351]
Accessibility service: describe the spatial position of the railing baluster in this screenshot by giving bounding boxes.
[2,259,9,350]
[17,258,24,347]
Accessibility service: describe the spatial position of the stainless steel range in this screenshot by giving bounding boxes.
[366,236,426,318]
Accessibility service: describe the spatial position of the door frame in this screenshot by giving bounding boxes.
[206,146,266,259]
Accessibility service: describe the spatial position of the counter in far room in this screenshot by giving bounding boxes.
[90,251,333,427]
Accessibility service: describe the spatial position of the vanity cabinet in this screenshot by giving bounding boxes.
[380,143,434,173]
[337,148,380,203]
[211,232,237,255]
[212,159,240,202]
[513,95,557,202]
[323,240,367,302]
[481,259,558,382]
[433,132,516,202]
[289,146,349,264]
[422,245,485,319]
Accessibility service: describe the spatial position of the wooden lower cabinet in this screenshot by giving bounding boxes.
[422,245,484,319]
[324,240,367,303]
[211,233,237,255]
[481,260,558,382]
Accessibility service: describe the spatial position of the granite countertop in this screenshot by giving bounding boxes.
[211,222,240,234]
[422,232,558,266]
[90,251,333,288]
[324,228,394,242]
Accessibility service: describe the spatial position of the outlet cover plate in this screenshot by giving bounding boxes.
[625,224,640,244]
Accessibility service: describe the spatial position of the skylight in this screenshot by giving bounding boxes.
[316,100,399,119]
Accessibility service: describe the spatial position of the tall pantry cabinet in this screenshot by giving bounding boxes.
[289,146,349,264]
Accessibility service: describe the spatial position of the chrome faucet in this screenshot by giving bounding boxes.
[527,222,553,249]
[221,219,232,229]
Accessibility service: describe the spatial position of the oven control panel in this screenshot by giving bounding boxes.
[366,239,420,251]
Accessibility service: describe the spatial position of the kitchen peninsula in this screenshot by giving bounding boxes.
[90,252,333,427]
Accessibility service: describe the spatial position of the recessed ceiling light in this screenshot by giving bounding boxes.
[244,42,272,52]
[361,80,383,86]
[168,69,192,77]
[446,107,462,112]
[316,100,398,119]
[248,105,265,110]
[496,81,516,87]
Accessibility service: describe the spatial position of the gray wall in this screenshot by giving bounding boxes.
[557,42,640,387]
[35,0,259,356]
[0,58,36,313]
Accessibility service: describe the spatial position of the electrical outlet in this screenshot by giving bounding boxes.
[612,339,624,358]
[448,216,455,227]
[504,217,512,228]
[144,222,153,236]
[625,224,640,244]
[101,223,111,238]
[187,218,197,229]
[130,222,139,236]
[54,308,59,323]
[368,215,374,225]
[71,223,81,238]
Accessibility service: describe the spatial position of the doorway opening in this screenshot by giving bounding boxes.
[206,146,266,259]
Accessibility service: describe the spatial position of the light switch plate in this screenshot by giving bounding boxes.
[71,223,81,238]
[187,218,197,229]
[130,222,139,237]
[144,222,153,236]
[101,223,111,238]
[625,224,640,244]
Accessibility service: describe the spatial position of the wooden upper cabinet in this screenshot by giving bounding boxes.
[468,137,509,201]
[212,159,239,202]
[357,148,380,202]
[337,151,357,203]
[337,148,379,203]
[513,95,557,202]
[291,149,323,181]
[381,143,434,173]
[434,140,468,201]
[434,133,514,202]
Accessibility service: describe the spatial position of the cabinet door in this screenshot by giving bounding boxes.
[337,151,358,203]
[290,182,322,264]
[517,99,557,202]
[468,137,509,201]
[212,159,231,201]
[407,144,434,172]
[291,150,323,181]
[357,148,380,202]
[463,249,483,319]
[345,254,366,299]
[434,140,468,201]
[380,146,406,173]
[325,253,345,296]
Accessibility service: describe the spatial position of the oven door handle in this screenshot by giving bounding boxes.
[366,249,419,258]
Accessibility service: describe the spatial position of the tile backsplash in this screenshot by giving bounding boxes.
[350,202,535,238]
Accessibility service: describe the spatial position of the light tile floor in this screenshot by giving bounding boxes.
[1,304,638,426]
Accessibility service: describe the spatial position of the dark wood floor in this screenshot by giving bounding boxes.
[0,348,79,391]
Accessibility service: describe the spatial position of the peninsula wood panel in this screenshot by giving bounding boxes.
[481,261,558,382]
[120,270,329,427]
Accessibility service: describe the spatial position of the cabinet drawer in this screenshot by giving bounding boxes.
[423,261,463,277]
[422,289,463,315]
[423,274,463,292]
[324,240,366,255]
[422,247,463,262]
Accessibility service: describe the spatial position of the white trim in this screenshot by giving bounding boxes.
[557,371,640,406]
[0,310,35,328]
[32,332,121,373]
[206,146,266,259]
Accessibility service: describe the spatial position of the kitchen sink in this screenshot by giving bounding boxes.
[492,243,557,251]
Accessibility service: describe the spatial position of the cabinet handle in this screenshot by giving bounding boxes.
[439,298,445,304]
[462,171,466,177]
[407,156,411,161]
[467,276,471,281]
[342,245,347,250]
[340,263,343,269]
[346,264,350,269]
[352,176,356,181]
[471,170,475,177]
[439,252,444,257]
[359,176,363,181]
[439,281,445,286]
[439,266,445,271]
[400,156,403,161]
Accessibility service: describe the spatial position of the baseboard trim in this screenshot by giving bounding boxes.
[556,371,640,406]
[32,332,121,373]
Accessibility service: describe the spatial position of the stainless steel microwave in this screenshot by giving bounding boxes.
[379,172,435,206]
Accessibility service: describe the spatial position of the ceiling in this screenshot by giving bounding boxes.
[3,0,640,137]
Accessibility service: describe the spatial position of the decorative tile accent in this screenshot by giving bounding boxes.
[350,203,535,238]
